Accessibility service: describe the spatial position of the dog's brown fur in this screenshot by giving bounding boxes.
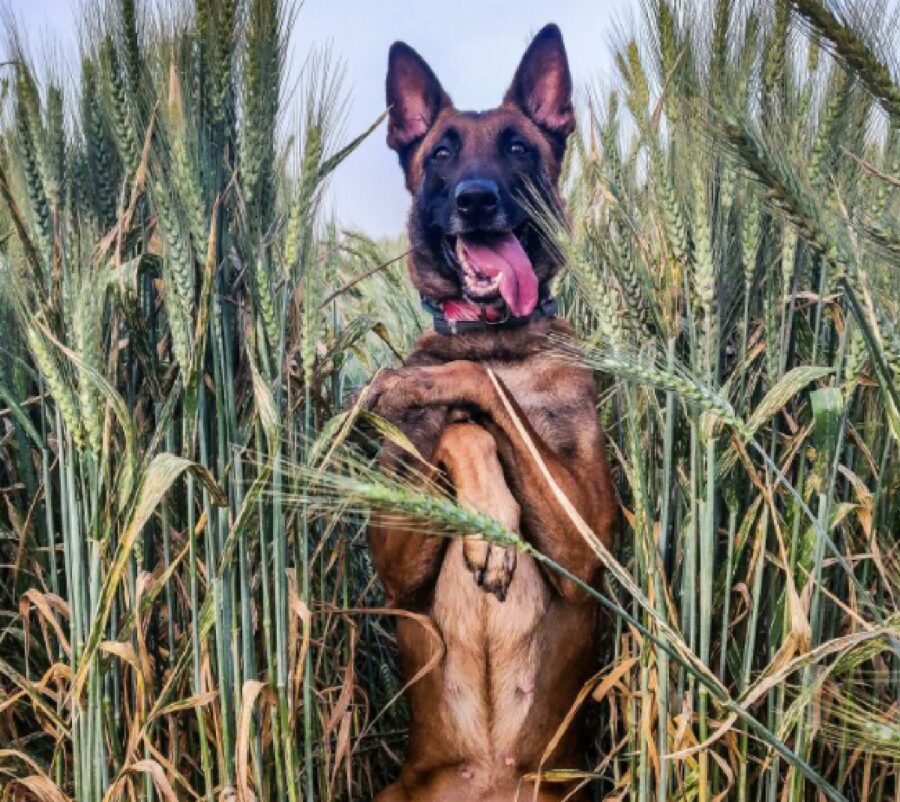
[367,26,617,802]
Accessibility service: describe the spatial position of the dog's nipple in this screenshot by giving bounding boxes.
[517,677,535,695]
[504,755,516,767]
[460,766,474,780]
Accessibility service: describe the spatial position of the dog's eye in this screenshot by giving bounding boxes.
[432,146,452,162]
[508,141,528,156]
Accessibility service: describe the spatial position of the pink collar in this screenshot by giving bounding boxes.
[421,295,558,336]
[439,300,508,324]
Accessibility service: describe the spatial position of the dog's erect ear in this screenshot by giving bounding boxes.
[503,24,575,147]
[386,42,451,163]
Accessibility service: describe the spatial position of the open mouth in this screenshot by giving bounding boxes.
[441,225,539,317]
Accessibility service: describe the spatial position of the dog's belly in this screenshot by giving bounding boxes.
[431,539,550,774]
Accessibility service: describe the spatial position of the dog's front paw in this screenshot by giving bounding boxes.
[361,368,413,419]
[362,367,436,420]
[481,545,517,602]
[463,536,516,601]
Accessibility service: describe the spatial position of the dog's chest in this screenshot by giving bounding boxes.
[490,359,577,446]
[397,354,583,467]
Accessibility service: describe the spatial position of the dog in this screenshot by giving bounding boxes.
[365,24,618,802]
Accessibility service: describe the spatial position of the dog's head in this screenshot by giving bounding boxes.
[385,24,574,318]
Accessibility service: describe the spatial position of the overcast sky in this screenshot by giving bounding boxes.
[9,0,630,236]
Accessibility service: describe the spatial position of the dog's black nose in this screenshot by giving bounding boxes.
[455,179,500,221]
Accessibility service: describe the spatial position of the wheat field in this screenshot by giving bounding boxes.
[0,1,897,801]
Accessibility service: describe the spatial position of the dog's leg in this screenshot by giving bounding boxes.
[367,510,447,609]
[372,781,408,802]
[367,421,519,606]
[367,361,617,601]
[434,422,519,600]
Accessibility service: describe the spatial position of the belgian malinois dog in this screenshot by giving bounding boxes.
[365,24,618,802]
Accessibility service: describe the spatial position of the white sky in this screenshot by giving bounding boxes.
[7,0,631,236]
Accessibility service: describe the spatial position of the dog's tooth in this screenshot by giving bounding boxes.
[455,239,467,265]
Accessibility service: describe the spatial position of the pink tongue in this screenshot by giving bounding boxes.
[458,233,538,317]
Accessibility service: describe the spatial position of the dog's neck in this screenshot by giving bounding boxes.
[421,291,558,336]
[409,313,572,366]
